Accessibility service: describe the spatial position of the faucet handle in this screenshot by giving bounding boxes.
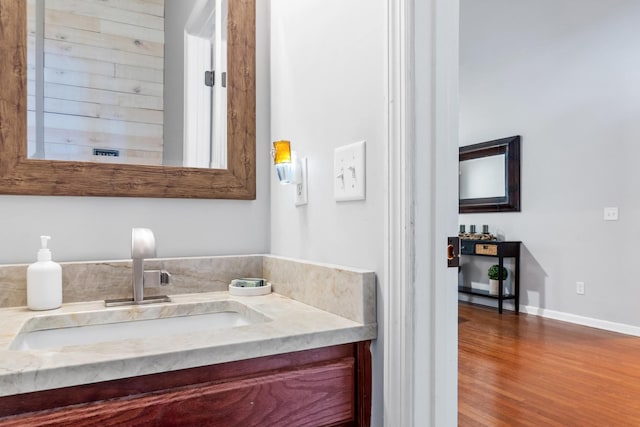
[143,270,172,288]
[132,228,157,259]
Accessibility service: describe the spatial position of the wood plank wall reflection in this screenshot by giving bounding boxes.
[27,0,165,165]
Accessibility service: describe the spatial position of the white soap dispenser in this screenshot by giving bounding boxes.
[27,236,62,310]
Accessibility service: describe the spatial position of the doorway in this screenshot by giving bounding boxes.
[454,0,640,424]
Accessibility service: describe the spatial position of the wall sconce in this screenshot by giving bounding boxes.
[273,140,308,206]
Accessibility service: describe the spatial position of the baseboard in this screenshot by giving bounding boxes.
[521,305,640,337]
[458,295,640,337]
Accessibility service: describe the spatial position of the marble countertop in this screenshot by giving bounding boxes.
[0,291,377,397]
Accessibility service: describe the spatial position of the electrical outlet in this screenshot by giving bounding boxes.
[604,207,619,221]
[576,281,585,295]
[295,157,308,206]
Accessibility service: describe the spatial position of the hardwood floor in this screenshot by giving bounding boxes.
[459,303,640,426]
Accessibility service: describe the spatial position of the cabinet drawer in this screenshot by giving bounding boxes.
[460,240,475,255]
[475,243,498,256]
[0,360,356,427]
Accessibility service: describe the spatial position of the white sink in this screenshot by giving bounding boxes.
[10,300,269,351]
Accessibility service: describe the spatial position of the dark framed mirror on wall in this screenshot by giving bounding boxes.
[459,135,521,213]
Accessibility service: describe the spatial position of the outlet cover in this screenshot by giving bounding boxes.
[334,141,366,202]
[295,157,308,207]
[576,281,585,295]
[604,207,619,221]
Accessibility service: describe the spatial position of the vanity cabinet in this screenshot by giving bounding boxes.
[458,240,521,314]
[0,342,371,427]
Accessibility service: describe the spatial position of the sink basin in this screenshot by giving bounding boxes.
[10,300,269,351]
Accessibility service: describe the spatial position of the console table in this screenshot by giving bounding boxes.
[458,240,521,314]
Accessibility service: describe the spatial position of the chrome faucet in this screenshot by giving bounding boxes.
[132,227,157,302]
[105,228,171,307]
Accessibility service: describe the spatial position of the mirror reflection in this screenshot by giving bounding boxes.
[26,0,227,169]
[459,154,506,200]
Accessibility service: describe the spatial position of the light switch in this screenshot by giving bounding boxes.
[334,141,366,202]
[604,207,619,221]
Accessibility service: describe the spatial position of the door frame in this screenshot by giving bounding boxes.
[385,0,460,425]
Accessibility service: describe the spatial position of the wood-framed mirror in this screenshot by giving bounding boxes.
[459,135,521,213]
[0,0,255,199]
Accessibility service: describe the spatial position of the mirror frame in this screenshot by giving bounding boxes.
[0,0,255,199]
[459,135,521,214]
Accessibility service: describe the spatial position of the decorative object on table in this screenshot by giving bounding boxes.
[458,223,495,240]
[458,231,496,241]
[488,265,508,295]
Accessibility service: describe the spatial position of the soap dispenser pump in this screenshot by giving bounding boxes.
[27,236,62,310]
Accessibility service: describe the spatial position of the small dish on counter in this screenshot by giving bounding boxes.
[228,279,272,296]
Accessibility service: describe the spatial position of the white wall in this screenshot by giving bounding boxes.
[459,0,640,326]
[0,1,271,264]
[269,1,387,425]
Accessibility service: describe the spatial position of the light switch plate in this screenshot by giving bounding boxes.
[334,141,366,202]
[295,157,308,206]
